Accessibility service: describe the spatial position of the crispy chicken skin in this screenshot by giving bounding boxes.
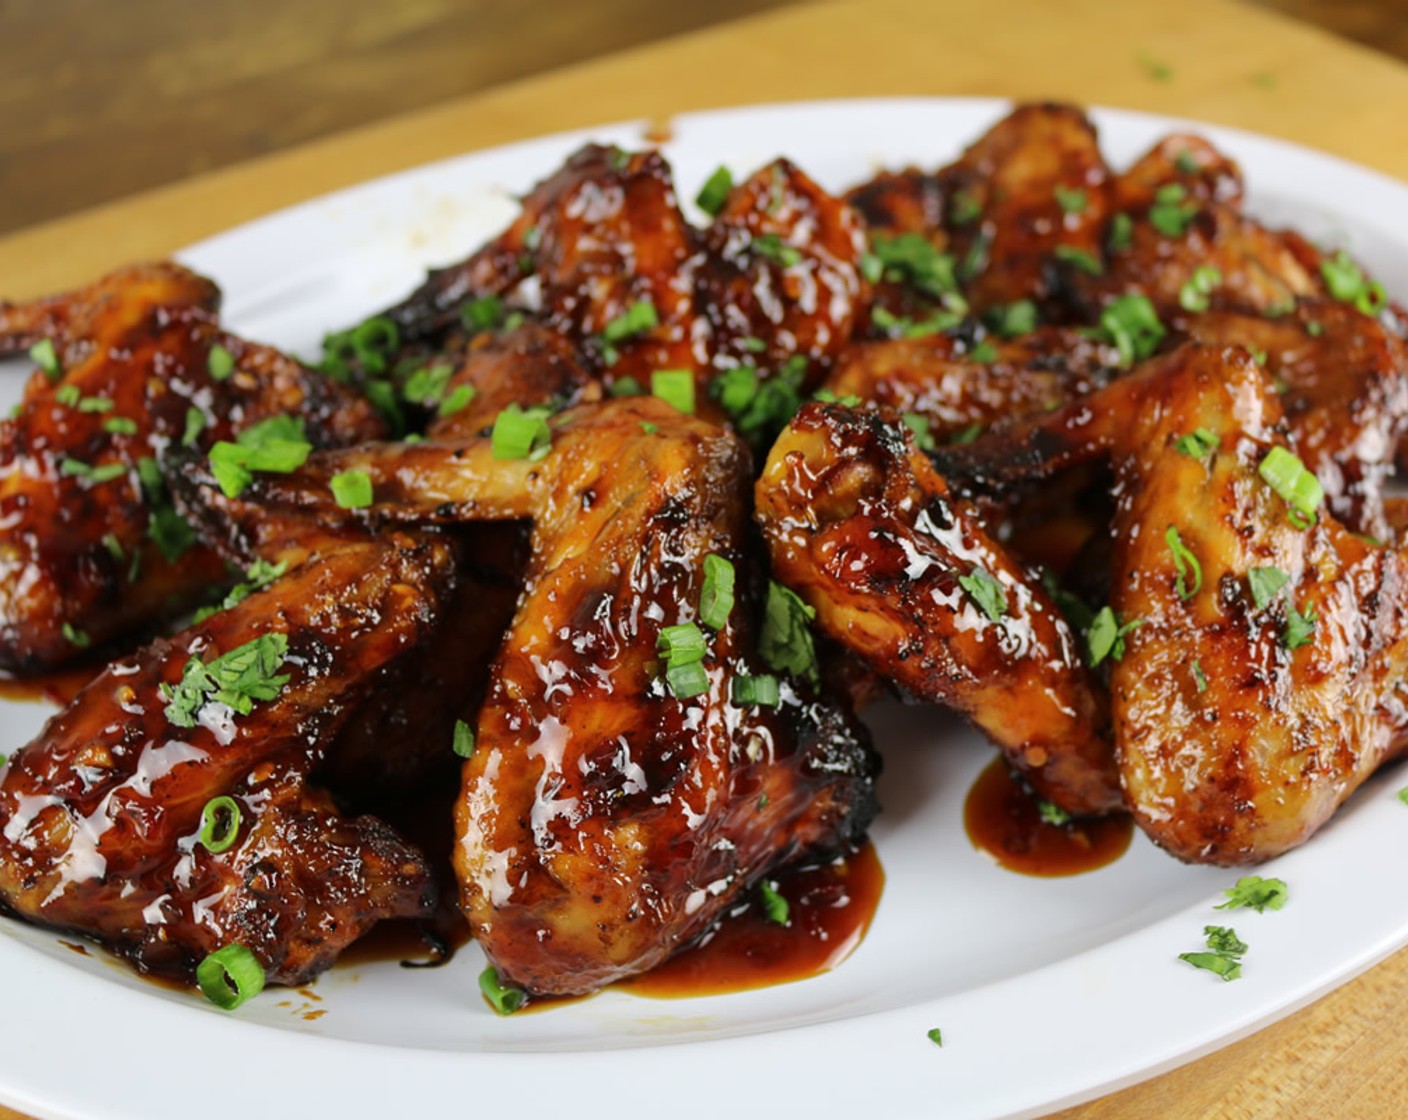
[0,501,454,983]
[208,396,878,995]
[942,344,1408,863]
[0,263,384,672]
[755,401,1118,815]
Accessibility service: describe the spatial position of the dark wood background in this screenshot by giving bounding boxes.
[0,0,1405,236]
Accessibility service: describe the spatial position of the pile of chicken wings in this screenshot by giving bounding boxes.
[0,101,1403,1005]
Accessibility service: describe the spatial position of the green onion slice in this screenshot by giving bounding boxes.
[696,166,733,216]
[197,795,242,853]
[491,404,553,461]
[29,338,61,380]
[699,554,735,630]
[478,965,526,1015]
[329,469,373,510]
[758,880,789,925]
[1165,526,1202,600]
[1257,446,1323,526]
[208,344,235,381]
[196,944,266,1010]
[651,369,695,415]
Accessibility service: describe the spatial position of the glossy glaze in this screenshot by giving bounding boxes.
[381,143,867,412]
[0,262,383,672]
[755,401,1119,815]
[0,505,457,982]
[203,396,879,995]
[946,344,1408,863]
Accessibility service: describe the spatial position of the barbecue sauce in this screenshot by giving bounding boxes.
[964,756,1132,876]
[621,841,884,998]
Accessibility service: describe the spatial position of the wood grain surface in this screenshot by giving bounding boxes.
[2,2,1408,1118]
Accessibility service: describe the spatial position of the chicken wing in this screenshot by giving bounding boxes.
[820,327,1119,442]
[1067,134,1325,321]
[755,401,1118,815]
[191,395,878,995]
[0,263,383,672]
[0,501,456,983]
[935,102,1112,318]
[368,144,866,429]
[941,343,1408,863]
[1178,300,1408,539]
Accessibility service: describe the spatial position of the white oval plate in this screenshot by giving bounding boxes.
[1,98,1407,1120]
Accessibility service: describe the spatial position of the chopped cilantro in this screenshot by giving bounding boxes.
[1215,875,1288,913]
[1247,566,1290,610]
[760,581,818,686]
[193,559,288,623]
[957,566,1006,622]
[1284,604,1316,650]
[1086,606,1143,667]
[161,633,292,728]
[758,880,789,925]
[862,233,966,307]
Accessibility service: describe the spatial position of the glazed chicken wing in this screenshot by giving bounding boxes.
[755,401,1118,815]
[0,501,456,982]
[197,396,878,995]
[820,326,1120,442]
[0,262,383,672]
[1179,300,1408,539]
[942,344,1408,863]
[1068,134,1325,321]
[935,102,1112,317]
[372,144,866,423]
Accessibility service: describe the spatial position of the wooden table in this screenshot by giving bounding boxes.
[2,0,1407,1116]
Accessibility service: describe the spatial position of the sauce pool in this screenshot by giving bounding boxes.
[963,756,1132,876]
[621,841,884,999]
